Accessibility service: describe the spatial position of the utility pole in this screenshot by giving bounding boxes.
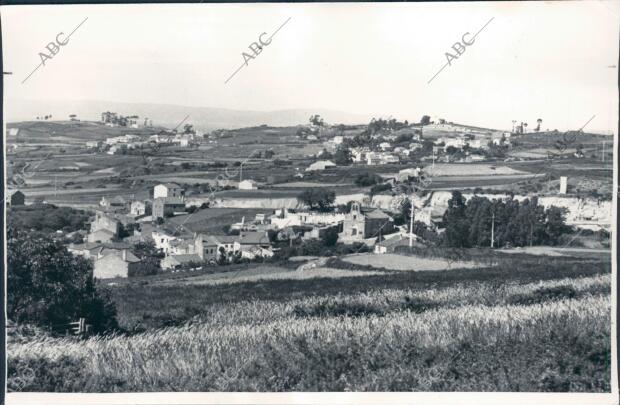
[409,204,415,247]
[239,162,244,183]
[490,211,495,248]
[530,221,533,247]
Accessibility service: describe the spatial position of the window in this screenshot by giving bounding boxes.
[353,215,357,220]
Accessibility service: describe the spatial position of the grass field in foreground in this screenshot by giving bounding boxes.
[7,254,611,392]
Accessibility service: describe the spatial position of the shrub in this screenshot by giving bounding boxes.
[293,299,385,318]
[507,285,578,306]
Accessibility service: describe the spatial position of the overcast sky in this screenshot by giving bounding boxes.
[2,1,618,131]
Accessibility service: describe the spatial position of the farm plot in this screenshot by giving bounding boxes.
[425,163,528,176]
[152,266,382,287]
[342,253,481,271]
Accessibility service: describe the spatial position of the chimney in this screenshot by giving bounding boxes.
[122,249,127,261]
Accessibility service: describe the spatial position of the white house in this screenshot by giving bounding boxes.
[379,142,392,151]
[333,136,344,145]
[238,180,258,190]
[305,160,336,172]
[351,147,370,162]
[154,183,184,199]
[130,200,151,216]
[270,209,345,229]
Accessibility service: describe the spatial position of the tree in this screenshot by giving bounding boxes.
[183,124,195,134]
[318,149,333,159]
[7,227,118,333]
[309,114,325,127]
[535,118,542,132]
[333,146,352,165]
[321,226,339,247]
[264,150,275,159]
[354,172,381,187]
[420,115,431,126]
[545,206,570,245]
[297,188,336,212]
[130,241,162,277]
[442,191,470,248]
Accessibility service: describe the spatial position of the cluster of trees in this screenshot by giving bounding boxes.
[129,241,164,277]
[309,114,325,127]
[9,204,90,234]
[274,238,369,260]
[333,146,353,165]
[248,149,275,159]
[36,114,53,120]
[297,188,336,212]
[354,172,382,187]
[442,191,572,248]
[366,117,409,134]
[7,227,118,333]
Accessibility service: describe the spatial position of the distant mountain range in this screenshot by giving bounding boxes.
[5,99,375,131]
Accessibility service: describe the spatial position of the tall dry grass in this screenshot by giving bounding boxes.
[8,274,611,392]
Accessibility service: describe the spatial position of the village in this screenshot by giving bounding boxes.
[5,111,613,280]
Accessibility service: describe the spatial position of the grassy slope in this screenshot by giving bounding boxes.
[7,254,611,392]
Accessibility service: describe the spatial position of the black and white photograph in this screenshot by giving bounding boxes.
[1,1,618,404]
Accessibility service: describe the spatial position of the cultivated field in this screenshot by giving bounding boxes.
[342,253,480,271]
[7,253,611,392]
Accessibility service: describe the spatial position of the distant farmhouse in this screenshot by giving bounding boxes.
[88,211,121,243]
[154,183,184,199]
[7,190,25,206]
[153,197,185,220]
[130,200,152,217]
[68,241,142,279]
[100,196,129,212]
[238,180,258,190]
[306,160,336,172]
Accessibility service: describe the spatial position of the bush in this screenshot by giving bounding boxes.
[293,299,385,318]
[354,172,382,187]
[370,183,391,195]
[507,286,578,306]
[9,204,90,233]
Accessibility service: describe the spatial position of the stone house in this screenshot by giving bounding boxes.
[153,197,185,219]
[93,249,141,279]
[160,254,202,270]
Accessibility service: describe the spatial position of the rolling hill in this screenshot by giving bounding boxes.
[5,99,374,131]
